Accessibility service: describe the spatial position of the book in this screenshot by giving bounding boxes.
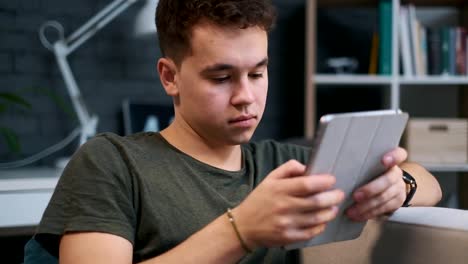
[441,27,451,75]
[399,7,413,76]
[378,0,392,75]
[466,36,468,75]
[420,26,428,75]
[456,27,467,75]
[414,20,424,75]
[369,30,379,75]
[408,4,421,76]
[427,28,442,75]
[449,27,457,75]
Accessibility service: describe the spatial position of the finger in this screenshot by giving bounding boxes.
[347,182,404,220]
[273,189,342,216]
[349,196,404,221]
[293,189,345,211]
[382,147,408,167]
[294,206,339,228]
[281,175,337,197]
[270,160,307,179]
[288,190,345,213]
[283,223,327,243]
[353,166,402,202]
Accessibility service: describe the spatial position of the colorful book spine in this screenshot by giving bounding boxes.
[427,28,442,75]
[456,27,467,75]
[466,36,468,75]
[378,0,392,75]
[369,30,379,75]
[420,26,428,75]
[441,27,451,75]
[449,28,457,75]
[399,7,413,76]
[408,4,421,75]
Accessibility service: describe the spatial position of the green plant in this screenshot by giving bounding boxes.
[0,92,31,154]
[0,88,75,155]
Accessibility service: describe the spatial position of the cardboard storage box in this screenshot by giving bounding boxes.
[405,118,468,164]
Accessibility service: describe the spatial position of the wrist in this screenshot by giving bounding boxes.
[228,207,257,253]
[402,169,417,207]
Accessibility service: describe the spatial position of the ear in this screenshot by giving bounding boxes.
[157,58,179,96]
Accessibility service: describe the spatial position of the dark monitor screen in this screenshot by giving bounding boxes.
[122,100,174,135]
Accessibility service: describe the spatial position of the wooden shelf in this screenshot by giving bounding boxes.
[420,163,468,172]
[314,74,392,85]
[400,76,468,85]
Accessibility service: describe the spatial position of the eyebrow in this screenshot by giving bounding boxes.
[200,57,269,75]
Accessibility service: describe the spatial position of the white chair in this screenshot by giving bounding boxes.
[301,207,468,264]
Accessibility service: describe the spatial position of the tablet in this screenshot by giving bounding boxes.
[286,109,409,249]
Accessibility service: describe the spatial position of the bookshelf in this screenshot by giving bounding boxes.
[400,76,468,85]
[315,74,393,85]
[305,0,402,137]
[305,0,468,172]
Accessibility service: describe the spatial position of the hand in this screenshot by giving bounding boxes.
[346,147,408,221]
[232,160,345,249]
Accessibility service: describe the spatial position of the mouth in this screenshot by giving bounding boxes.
[229,114,256,123]
[228,114,257,127]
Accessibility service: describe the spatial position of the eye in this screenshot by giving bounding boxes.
[249,72,263,79]
[211,75,230,83]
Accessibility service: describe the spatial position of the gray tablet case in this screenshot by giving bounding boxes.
[286,109,409,250]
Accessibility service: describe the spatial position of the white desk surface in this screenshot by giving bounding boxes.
[0,167,62,228]
[0,167,61,191]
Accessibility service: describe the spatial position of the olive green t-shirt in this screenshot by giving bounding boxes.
[36,132,310,263]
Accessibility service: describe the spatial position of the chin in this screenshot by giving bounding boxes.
[228,131,255,145]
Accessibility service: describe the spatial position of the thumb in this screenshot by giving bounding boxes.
[269,159,306,179]
[382,147,408,168]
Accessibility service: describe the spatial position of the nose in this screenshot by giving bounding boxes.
[231,76,255,106]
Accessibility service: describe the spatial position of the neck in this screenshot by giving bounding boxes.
[160,122,243,171]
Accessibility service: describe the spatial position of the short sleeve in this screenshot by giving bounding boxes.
[36,135,137,251]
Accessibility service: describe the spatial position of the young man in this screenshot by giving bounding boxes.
[31,0,441,263]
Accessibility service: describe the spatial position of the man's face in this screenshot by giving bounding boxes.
[172,23,269,145]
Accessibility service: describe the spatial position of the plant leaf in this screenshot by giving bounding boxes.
[0,126,21,154]
[0,92,32,110]
[25,87,77,119]
[0,103,6,114]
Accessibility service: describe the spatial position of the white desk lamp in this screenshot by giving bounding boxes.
[0,0,157,169]
[39,0,158,146]
[36,0,158,168]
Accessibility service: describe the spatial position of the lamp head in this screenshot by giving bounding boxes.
[133,0,159,37]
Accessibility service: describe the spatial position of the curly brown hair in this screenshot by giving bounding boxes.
[155,0,277,66]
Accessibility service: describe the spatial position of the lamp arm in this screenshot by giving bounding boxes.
[53,41,98,145]
[66,0,139,54]
[39,0,141,145]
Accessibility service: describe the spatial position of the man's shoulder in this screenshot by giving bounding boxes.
[85,131,161,148]
[74,132,166,160]
[92,131,158,143]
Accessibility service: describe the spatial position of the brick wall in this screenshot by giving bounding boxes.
[0,0,307,163]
